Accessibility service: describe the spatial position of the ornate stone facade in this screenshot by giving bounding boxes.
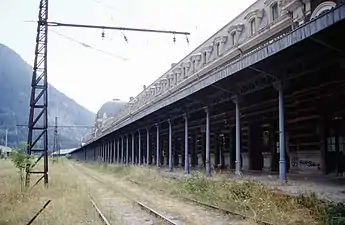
[90,0,337,142]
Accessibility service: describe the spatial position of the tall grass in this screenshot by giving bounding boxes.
[0,158,103,225]
[88,163,345,225]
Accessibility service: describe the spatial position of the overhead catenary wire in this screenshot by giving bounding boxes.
[49,29,129,61]
[48,21,191,36]
[89,0,117,11]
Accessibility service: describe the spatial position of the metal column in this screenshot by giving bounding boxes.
[233,96,241,175]
[97,146,99,161]
[126,135,129,165]
[156,124,160,167]
[138,130,141,165]
[101,144,104,162]
[105,143,107,163]
[122,137,125,164]
[117,139,120,164]
[276,82,286,182]
[94,147,96,161]
[184,114,190,174]
[132,133,135,165]
[107,142,109,163]
[108,142,111,163]
[205,107,211,177]
[168,119,173,171]
[146,128,150,165]
[113,140,116,163]
[102,143,105,163]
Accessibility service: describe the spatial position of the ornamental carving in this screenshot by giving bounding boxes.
[203,45,213,65]
[167,73,176,87]
[190,53,202,72]
[245,9,265,21]
[181,61,192,78]
[160,78,169,91]
[150,86,156,96]
[264,0,277,6]
[155,82,162,95]
[91,0,297,138]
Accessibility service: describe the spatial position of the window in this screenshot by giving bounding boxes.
[231,32,236,46]
[327,136,336,152]
[311,1,336,19]
[250,19,256,35]
[216,43,220,56]
[271,3,278,21]
[319,9,331,17]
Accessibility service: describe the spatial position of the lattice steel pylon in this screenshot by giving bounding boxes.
[24,0,191,188]
[26,0,49,187]
[53,117,60,157]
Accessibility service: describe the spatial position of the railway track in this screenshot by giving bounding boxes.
[89,195,111,225]
[128,179,274,225]
[182,197,274,225]
[72,164,182,225]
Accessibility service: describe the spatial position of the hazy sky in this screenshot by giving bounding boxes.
[0,0,255,113]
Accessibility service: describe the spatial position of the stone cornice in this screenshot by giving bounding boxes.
[203,45,213,53]
[94,0,297,134]
[264,0,278,6]
[173,67,182,73]
[244,9,265,21]
[228,23,245,33]
[190,53,202,61]
[213,35,228,45]
[181,62,191,68]
[279,0,301,11]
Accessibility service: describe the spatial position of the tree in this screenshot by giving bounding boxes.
[11,142,32,191]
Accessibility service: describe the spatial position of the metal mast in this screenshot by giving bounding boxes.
[26,0,190,188]
[53,117,59,157]
[26,0,49,187]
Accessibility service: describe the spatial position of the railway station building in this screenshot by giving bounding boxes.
[72,0,345,181]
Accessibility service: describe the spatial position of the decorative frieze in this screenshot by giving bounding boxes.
[173,67,183,83]
[95,0,300,135]
[279,0,311,25]
[190,53,202,72]
[213,35,228,56]
[227,23,244,47]
[245,9,265,35]
[155,82,162,95]
[203,45,214,65]
[167,73,176,87]
[160,78,169,92]
[181,61,192,78]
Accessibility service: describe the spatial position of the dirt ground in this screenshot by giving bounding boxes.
[70,162,253,225]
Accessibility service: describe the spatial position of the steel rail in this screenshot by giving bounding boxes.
[136,201,178,225]
[89,195,111,225]
[183,197,274,225]
[78,166,180,225]
[128,178,274,225]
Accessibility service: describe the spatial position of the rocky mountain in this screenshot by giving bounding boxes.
[0,43,95,149]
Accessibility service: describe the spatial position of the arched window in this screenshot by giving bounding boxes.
[311,1,336,19]
[216,42,220,56]
[231,32,236,46]
[271,2,279,21]
[250,19,256,35]
[203,51,207,64]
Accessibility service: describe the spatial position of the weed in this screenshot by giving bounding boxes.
[0,159,104,225]
[87,164,345,225]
